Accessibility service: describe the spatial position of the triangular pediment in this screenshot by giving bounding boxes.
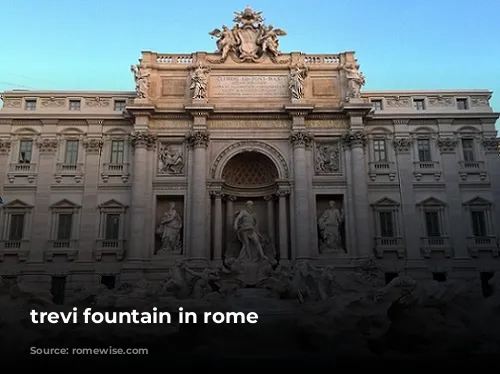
[463,196,492,206]
[417,197,446,206]
[50,199,81,209]
[3,199,33,209]
[371,197,399,206]
[98,199,127,209]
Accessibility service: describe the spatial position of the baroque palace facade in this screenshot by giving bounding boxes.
[0,8,499,300]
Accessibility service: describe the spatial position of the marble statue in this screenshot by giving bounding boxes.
[257,24,286,57]
[342,63,365,100]
[190,64,210,100]
[163,259,191,299]
[233,200,268,262]
[316,143,340,173]
[289,66,307,100]
[208,25,236,61]
[182,264,220,299]
[318,201,345,253]
[156,202,183,253]
[158,145,184,174]
[130,64,150,99]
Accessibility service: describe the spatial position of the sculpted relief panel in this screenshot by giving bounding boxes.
[315,143,341,174]
[158,144,185,175]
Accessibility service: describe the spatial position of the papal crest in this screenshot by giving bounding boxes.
[209,7,287,63]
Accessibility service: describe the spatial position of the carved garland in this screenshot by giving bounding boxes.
[482,137,500,153]
[185,131,210,149]
[392,137,413,153]
[211,140,290,179]
[36,138,58,154]
[437,137,458,153]
[83,138,104,154]
[0,139,12,155]
[341,131,366,148]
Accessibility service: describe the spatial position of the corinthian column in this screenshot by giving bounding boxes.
[290,131,313,260]
[186,130,210,262]
[276,189,290,261]
[210,190,224,262]
[129,131,156,261]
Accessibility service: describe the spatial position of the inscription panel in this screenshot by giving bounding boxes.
[210,75,288,97]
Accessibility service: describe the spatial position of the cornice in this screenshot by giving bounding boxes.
[372,112,500,121]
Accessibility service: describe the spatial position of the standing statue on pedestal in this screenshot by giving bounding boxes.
[318,201,345,253]
[130,64,150,99]
[190,64,210,100]
[156,202,183,254]
[289,66,308,100]
[342,63,365,100]
[233,201,268,262]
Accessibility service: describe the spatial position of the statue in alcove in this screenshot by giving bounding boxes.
[318,201,346,253]
[156,202,183,254]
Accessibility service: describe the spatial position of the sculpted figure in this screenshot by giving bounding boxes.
[233,201,268,262]
[258,25,286,57]
[208,25,237,61]
[156,202,183,253]
[342,63,365,99]
[183,264,219,299]
[190,64,210,99]
[318,201,345,253]
[164,260,190,299]
[130,64,149,99]
[316,144,340,173]
[159,145,183,174]
[289,66,307,99]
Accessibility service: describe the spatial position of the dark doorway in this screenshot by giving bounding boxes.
[100,275,116,290]
[51,276,67,305]
[432,272,447,282]
[480,272,494,298]
[385,272,399,285]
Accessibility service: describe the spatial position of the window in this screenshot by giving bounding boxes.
[18,140,33,163]
[110,140,125,164]
[69,100,81,111]
[425,211,441,237]
[413,99,425,110]
[471,210,487,237]
[8,214,25,241]
[463,197,493,239]
[457,98,468,110]
[57,213,73,240]
[373,139,387,162]
[51,276,66,305]
[371,100,382,111]
[64,140,79,164]
[25,99,36,111]
[462,138,475,161]
[379,211,394,237]
[114,100,126,112]
[105,214,120,240]
[417,139,432,162]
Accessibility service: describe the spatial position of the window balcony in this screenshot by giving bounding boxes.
[368,162,397,181]
[46,240,79,261]
[420,236,452,258]
[466,236,499,258]
[95,239,125,261]
[373,236,404,258]
[458,161,487,181]
[0,240,30,261]
[413,161,441,181]
[54,163,84,183]
[101,163,130,183]
[7,163,37,183]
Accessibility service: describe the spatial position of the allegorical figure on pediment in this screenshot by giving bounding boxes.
[342,63,366,100]
[190,64,210,100]
[289,66,308,100]
[208,7,287,63]
[130,64,150,99]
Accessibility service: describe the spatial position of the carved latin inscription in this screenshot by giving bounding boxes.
[210,75,288,97]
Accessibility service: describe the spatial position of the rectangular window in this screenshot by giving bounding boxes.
[110,140,125,164]
[417,139,432,162]
[379,211,394,237]
[462,138,475,161]
[57,213,73,240]
[373,139,387,162]
[425,211,441,237]
[372,100,382,111]
[457,98,468,110]
[105,214,120,240]
[25,100,36,111]
[8,214,25,241]
[471,210,487,237]
[64,140,79,164]
[18,140,33,163]
[114,100,126,112]
[69,100,81,111]
[413,99,425,110]
[51,276,66,305]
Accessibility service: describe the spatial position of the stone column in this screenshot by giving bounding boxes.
[482,136,500,239]
[78,135,103,262]
[211,190,224,262]
[290,131,313,260]
[277,189,290,261]
[342,130,371,258]
[30,136,58,262]
[186,130,210,262]
[264,195,275,245]
[225,195,236,256]
[128,131,156,261]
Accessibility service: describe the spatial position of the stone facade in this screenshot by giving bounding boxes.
[0,8,499,301]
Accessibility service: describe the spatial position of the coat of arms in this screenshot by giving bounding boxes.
[208,7,287,63]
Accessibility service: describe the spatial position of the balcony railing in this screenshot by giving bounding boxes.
[459,160,485,170]
[9,163,37,173]
[95,239,125,261]
[374,236,404,258]
[46,240,79,261]
[414,161,440,171]
[0,240,30,261]
[466,236,499,258]
[420,236,452,258]
[56,163,84,173]
[101,163,130,183]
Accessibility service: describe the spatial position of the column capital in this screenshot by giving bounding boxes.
[36,137,58,154]
[392,137,413,154]
[482,136,500,153]
[224,195,237,202]
[341,130,366,149]
[83,137,103,154]
[289,131,313,148]
[186,130,210,149]
[131,131,156,149]
[276,189,290,198]
[0,139,12,155]
[209,190,225,199]
[437,136,459,154]
[263,194,276,202]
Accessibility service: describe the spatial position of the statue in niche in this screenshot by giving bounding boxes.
[158,145,184,174]
[156,202,183,254]
[318,201,345,253]
[190,64,210,99]
[316,144,340,174]
[130,64,150,99]
[289,66,308,99]
[342,63,365,100]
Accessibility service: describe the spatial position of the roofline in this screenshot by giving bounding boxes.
[1,90,136,96]
[362,89,493,95]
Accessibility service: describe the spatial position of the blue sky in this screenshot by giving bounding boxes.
[0,0,499,121]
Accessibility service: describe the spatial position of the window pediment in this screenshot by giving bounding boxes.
[371,197,399,207]
[50,199,81,210]
[417,197,446,207]
[463,196,492,207]
[98,199,128,212]
[3,199,33,210]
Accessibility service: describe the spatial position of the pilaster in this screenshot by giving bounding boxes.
[276,188,290,262]
[481,133,500,240]
[210,188,224,263]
